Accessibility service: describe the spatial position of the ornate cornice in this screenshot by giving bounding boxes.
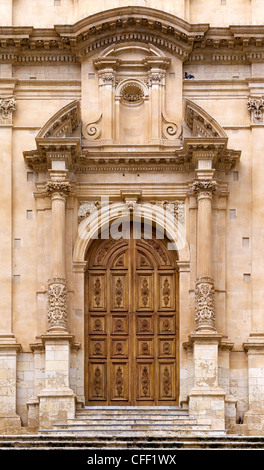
[185,99,227,139]
[23,98,240,174]
[0,7,264,65]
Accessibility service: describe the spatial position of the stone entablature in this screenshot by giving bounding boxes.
[0,7,264,65]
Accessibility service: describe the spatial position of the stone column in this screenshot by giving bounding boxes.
[193,179,217,332]
[0,95,22,431]
[242,97,264,434]
[46,177,70,333]
[187,156,226,432]
[38,166,76,430]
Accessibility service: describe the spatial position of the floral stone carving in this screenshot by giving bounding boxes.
[0,96,16,125]
[192,180,218,194]
[247,96,264,124]
[195,276,216,331]
[47,277,68,331]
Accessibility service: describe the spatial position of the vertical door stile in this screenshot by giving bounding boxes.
[130,233,136,405]
[106,260,110,405]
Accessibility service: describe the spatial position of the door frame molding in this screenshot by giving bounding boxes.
[72,205,190,406]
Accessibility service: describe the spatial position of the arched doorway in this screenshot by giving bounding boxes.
[85,223,179,406]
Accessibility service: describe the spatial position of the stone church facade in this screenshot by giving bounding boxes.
[1,0,264,437]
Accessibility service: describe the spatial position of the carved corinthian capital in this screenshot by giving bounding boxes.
[46,180,71,198]
[195,277,216,331]
[247,96,264,124]
[0,96,16,125]
[47,277,68,332]
[192,180,218,195]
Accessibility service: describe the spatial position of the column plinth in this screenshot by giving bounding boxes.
[188,169,226,433]
[38,172,76,429]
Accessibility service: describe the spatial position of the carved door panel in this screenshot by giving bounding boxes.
[86,231,178,405]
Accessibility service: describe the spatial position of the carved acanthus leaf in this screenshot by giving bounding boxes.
[192,180,218,194]
[46,180,71,196]
[0,96,16,125]
[247,96,264,124]
[47,277,68,330]
[195,276,216,331]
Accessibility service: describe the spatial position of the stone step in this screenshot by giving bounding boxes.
[54,422,208,431]
[67,416,196,424]
[77,408,189,416]
[2,435,264,449]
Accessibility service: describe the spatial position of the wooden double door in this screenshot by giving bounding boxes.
[85,229,178,406]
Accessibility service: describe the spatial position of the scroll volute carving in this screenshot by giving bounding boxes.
[82,46,181,146]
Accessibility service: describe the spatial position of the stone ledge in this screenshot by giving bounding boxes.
[188,387,226,398]
[38,388,75,399]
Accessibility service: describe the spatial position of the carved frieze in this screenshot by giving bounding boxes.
[78,200,111,222]
[247,96,264,124]
[195,276,216,331]
[47,277,68,331]
[147,200,185,226]
[0,96,16,125]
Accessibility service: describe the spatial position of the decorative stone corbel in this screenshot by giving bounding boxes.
[247,96,264,124]
[0,96,16,125]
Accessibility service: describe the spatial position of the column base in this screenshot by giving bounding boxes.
[0,413,22,433]
[188,387,226,431]
[0,338,22,434]
[243,334,264,435]
[38,388,75,430]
